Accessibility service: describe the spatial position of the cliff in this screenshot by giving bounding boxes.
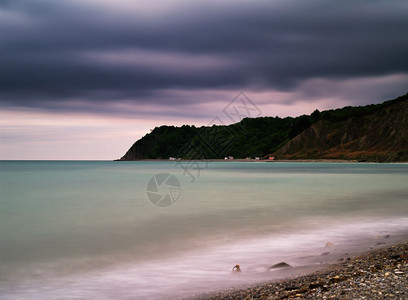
[272,94,408,162]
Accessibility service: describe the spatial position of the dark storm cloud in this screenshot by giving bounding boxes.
[1,0,408,111]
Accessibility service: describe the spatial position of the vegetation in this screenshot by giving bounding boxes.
[118,92,408,160]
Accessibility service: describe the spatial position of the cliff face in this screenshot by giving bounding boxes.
[273,98,408,162]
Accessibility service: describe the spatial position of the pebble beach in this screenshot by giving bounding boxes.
[200,242,408,300]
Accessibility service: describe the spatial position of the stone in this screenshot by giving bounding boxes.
[309,282,324,289]
[269,262,292,269]
[284,286,299,291]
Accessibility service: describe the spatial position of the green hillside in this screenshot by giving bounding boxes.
[118,93,408,161]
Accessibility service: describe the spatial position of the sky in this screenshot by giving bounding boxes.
[1,0,408,160]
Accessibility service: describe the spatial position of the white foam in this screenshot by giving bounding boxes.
[2,216,407,300]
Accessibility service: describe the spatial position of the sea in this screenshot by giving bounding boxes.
[1,161,407,299]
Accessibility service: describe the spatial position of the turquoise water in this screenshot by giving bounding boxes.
[1,161,408,299]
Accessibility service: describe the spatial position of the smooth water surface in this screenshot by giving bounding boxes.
[1,161,407,299]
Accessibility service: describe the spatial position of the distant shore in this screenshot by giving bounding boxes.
[115,158,360,163]
[116,158,408,163]
[199,242,408,299]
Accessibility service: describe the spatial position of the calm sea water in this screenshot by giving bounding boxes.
[1,161,408,299]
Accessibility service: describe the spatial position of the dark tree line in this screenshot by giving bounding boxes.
[120,93,408,159]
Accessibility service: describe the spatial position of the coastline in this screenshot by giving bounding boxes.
[115,158,408,163]
[115,158,360,163]
[198,242,408,299]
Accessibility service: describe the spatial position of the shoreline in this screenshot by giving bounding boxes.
[115,159,360,163]
[115,158,408,163]
[198,242,408,299]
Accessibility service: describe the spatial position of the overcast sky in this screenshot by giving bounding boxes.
[1,0,408,159]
